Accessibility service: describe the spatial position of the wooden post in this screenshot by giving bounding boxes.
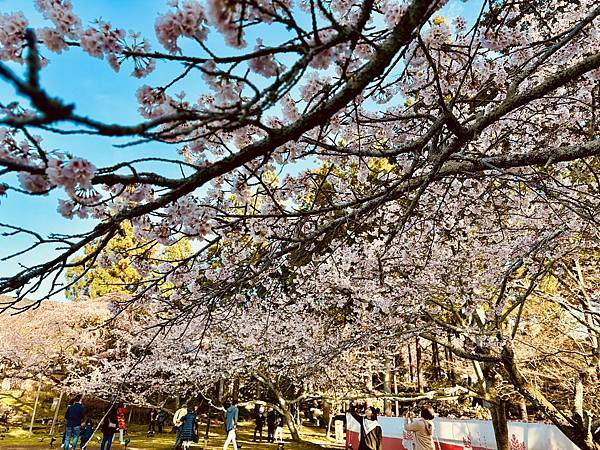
[29,379,42,436]
[49,390,64,436]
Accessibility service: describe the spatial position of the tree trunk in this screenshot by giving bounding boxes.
[393,370,399,417]
[254,371,302,441]
[217,379,224,403]
[232,377,240,404]
[518,397,528,421]
[323,400,332,432]
[28,379,42,436]
[279,400,301,441]
[446,333,456,381]
[384,356,392,415]
[432,341,440,380]
[407,344,414,383]
[203,406,211,450]
[501,344,600,450]
[489,400,510,450]
[416,337,423,392]
[49,390,63,436]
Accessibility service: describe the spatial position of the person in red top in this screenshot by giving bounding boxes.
[116,403,128,445]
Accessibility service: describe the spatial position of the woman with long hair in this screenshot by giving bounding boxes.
[100,404,119,450]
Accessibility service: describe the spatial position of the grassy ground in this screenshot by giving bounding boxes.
[0,421,345,450]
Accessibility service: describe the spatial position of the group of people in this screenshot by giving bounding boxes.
[147,408,167,434]
[98,402,129,450]
[61,395,129,450]
[252,405,285,443]
[172,404,200,450]
[62,394,435,450]
[349,404,436,450]
[61,395,294,450]
[171,398,241,450]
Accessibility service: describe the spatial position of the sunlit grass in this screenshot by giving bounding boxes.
[0,421,345,450]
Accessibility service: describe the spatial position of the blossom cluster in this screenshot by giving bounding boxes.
[0,12,28,62]
[155,0,208,54]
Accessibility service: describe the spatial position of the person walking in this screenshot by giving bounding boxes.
[156,409,167,434]
[222,398,239,450]
[148,409,157,435]
[100,405,119,450]
[266,407,277,443]
[274,414,285,444]
[179,406,198,450]
[63,395,86,450]
[253,405,265,442]
[116,403,128,445]
[349,405,382,450]
[405,406,435,450]
[173,403,188,450]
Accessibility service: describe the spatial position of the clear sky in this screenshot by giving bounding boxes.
[0,0,483,299]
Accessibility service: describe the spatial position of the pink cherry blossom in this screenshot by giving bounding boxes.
[37,27,67,53]
[155,0,208,54]
[0,12,28,62]
[61,157,96,189]
[382,0,407,28]
[248,39,281,78]
[18,172,50,193]
[35,0,82,39]
[207,0,246,48]
[57,198,75,218]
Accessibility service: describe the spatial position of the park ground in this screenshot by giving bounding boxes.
[0,422,345,450]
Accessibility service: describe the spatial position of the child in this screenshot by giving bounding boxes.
[274,415,284,443]
[80,419,94,449]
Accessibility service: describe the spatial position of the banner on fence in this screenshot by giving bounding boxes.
[345,413,578,450]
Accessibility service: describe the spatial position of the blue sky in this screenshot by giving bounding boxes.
[0,0,482,299]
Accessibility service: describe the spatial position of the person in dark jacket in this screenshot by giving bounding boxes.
[253,405,265,442]
[64,395,86,450]
[100,405,119,450]
[179,406,198,450]
[61,400,74,447]
[79,419,93,449]
[148,409,157,435]
[156,410,166,433]
[266,408,277,443]
[349,406,382,450]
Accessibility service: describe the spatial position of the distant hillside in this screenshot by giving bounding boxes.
[0,295,37,313]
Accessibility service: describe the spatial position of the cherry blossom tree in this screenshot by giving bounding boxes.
[0,296,117,384]
[283,164,600,450]
[0,0,596,302]
[1,1,600,448]
[66,286,405,441]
